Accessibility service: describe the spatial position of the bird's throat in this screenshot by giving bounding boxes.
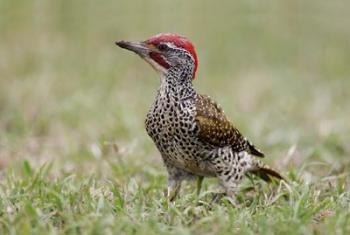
[159,69,196,100]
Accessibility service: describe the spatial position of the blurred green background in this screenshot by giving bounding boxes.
[0,0,349,179]
[0,1,350,234]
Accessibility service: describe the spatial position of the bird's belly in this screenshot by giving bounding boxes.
[146,122,208,173]
[162,137,215,176]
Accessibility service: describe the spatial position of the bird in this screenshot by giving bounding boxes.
[116,33,283,202]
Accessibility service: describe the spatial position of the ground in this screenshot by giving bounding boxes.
[0,1,349,234]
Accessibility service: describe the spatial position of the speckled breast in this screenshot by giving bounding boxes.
[145,96,203,169]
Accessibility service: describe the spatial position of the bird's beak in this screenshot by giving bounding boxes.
[115,41,156,57]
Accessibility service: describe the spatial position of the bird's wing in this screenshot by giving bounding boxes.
[194,94,264,157]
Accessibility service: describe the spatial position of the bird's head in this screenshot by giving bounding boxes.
[116,33,198,80]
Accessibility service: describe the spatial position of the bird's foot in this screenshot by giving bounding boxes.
[210,192,225,204]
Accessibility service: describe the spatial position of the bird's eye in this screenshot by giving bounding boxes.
[157,44,168,51]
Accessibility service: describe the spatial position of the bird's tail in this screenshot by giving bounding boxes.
[247,159,284,182]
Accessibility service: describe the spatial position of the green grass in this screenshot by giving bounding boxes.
[0,0,349,234]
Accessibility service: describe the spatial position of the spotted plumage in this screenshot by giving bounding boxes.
[116,33,283,202]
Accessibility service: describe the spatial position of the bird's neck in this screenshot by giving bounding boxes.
[159,66,196,100]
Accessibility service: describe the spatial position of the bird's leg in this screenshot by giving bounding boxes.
[216,165,243,207]
[196,176,204,196]
[224,190,240,207]
[164,160,197,201]
[164,163,191,201]
[167,178,182,201]
[211,192,225,204]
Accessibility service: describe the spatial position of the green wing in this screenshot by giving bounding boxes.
[194,94,264,157]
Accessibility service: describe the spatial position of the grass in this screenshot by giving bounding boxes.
[0,0,349,234]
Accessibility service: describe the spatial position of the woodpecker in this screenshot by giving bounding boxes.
[116,33,283,202]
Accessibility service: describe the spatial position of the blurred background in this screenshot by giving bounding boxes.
[0,0,349,179]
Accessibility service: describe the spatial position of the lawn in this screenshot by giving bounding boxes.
[0,0,349,234]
